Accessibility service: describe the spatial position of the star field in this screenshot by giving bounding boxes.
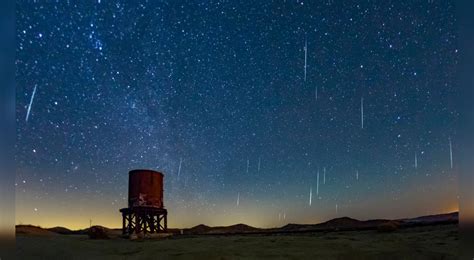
[16,0,458,228]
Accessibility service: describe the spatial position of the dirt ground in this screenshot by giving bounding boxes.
[15,224,458,259]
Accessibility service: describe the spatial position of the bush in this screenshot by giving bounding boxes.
[88,226,110,239]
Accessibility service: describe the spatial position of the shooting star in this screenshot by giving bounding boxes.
[25,85,37,122]
[356,170,359,180]
[449,137,453,169]
[415,153,418,169]
[237,192,240,206]
[316,170,320,196]
[304,36,307,82]
[246,159,249,173]
[361,97,364,129]
[323,167,326,184]
[283,212,286,220]
[309,186,312,206]
[336,204,338,214]
[177,158,183,180]
[315,86,318,101]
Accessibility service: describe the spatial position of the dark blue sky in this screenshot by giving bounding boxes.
[16,0,458,228]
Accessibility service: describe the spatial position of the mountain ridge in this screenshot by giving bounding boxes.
[16,211,458,236]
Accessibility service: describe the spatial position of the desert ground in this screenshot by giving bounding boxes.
[16,224,458,259]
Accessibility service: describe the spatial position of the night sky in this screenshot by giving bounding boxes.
[16,0,459,229]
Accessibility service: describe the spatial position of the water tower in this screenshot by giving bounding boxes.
[119,169,168,236]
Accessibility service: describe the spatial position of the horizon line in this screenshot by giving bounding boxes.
[15,210,459,231]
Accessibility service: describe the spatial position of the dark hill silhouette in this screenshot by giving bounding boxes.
[186,223,260,234]
[399,212,458,224]
[207,223,260,234]
[16,211,458,236]
[324,216,359,225]
[397,212,458,228]
[16,225,58,236]
[187,224,212,234]
[321,217,362,228]
[279,217,391,232]
[47,226,73,234]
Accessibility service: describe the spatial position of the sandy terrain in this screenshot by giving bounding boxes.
[16,224,458,259]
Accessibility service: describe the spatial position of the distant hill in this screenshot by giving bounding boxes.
[16,225,59,236]
[47,226,73,235]
[187,224,212,234]
[323,216,360,227]
[186,223,261,235]
[16,211,458,236]
[399,212,458,225]
[276,213,458,234]
[207,223,261,234]
[279,217,391,232]
[16,225,122,237]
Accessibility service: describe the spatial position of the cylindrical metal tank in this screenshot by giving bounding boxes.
[128,169,164,208]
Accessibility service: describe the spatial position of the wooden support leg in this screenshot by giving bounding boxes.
[122,213,126,235]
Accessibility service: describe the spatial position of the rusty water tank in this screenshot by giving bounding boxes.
[128,169,164,208]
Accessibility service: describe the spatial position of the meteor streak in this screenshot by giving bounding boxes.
[304,37,307,82]
[361,97,364,129]
[415,153,418,169]
[177,158,183,180]
[449,137,453,169]
[25,85,37,122]
[316,170,320,196]
[323,167,326,184]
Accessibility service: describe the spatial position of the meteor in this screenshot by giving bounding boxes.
[177,158,183,180]
[316,170,320,196]
[449,137,453,169]
[361,97,364,129]
[304,37,307,82]
[25,85,37,122]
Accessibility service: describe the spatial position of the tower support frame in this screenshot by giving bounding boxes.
[120,206,167,236]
